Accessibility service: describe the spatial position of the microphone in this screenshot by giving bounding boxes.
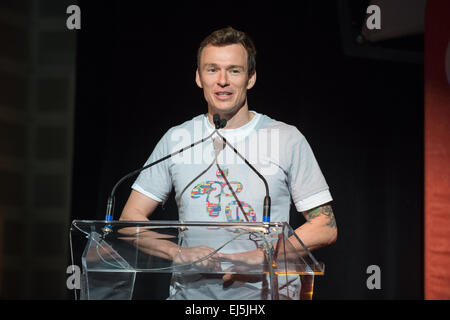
[213,114,227,129]
[212,116,272,224]
[102,117,224,234]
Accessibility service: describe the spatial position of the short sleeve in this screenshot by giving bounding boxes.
[132,130,173,203]
[287,129,332,212]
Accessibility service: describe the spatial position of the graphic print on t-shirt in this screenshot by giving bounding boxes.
[190,168,256,222]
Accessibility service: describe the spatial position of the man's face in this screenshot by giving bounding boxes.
[196,44,256,115]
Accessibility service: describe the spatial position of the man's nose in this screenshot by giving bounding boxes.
[217,71,229,87]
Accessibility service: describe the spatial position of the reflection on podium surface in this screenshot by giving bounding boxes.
[70,220,324,300]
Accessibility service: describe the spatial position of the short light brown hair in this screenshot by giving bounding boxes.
[197,27,257,75]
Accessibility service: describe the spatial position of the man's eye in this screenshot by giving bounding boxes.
[231,69,240,74]
[207,68,216,72]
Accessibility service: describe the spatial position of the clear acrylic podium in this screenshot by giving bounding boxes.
[69,220,324,300]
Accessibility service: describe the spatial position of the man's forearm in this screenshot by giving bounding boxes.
[288,204,337,255]
[117,227,179,261]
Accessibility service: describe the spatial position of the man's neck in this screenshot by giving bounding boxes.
[207,106,254,129]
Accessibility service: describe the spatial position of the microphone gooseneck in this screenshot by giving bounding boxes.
[212,114,271,224]
[102,113,271,235]
[215,130,271,223]
[102,123,219,235]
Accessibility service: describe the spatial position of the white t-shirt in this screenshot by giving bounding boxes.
[132,111,332,299]
[133,111,332,222]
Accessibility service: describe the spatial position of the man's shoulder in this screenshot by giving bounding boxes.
[161,114,205,137]
[170,114,205,130]
[258,114,305,140]
[155,114,208,148]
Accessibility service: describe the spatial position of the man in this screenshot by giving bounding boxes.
[120,27,337,299]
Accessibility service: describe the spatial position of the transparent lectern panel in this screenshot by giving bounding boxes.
[70,220,324,300]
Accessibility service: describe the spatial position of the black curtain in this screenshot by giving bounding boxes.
[72,0,423,299]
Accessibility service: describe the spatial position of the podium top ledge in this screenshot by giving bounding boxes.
[71,220,289,228]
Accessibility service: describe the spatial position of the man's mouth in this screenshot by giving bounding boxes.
[214,91,233,100]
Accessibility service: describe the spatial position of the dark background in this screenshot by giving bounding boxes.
[72,0,424,299]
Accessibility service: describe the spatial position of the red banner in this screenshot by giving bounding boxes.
[425,0,450,300]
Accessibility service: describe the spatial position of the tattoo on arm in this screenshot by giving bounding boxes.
[305,204,337,228]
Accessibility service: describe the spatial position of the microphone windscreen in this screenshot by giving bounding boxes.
[213,114,220,129]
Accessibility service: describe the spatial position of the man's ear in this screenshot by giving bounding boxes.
[247,71,256,90]
[195,69,203,88]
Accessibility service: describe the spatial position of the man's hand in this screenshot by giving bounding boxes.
[216,249,266,283]
[173,245,222,271]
